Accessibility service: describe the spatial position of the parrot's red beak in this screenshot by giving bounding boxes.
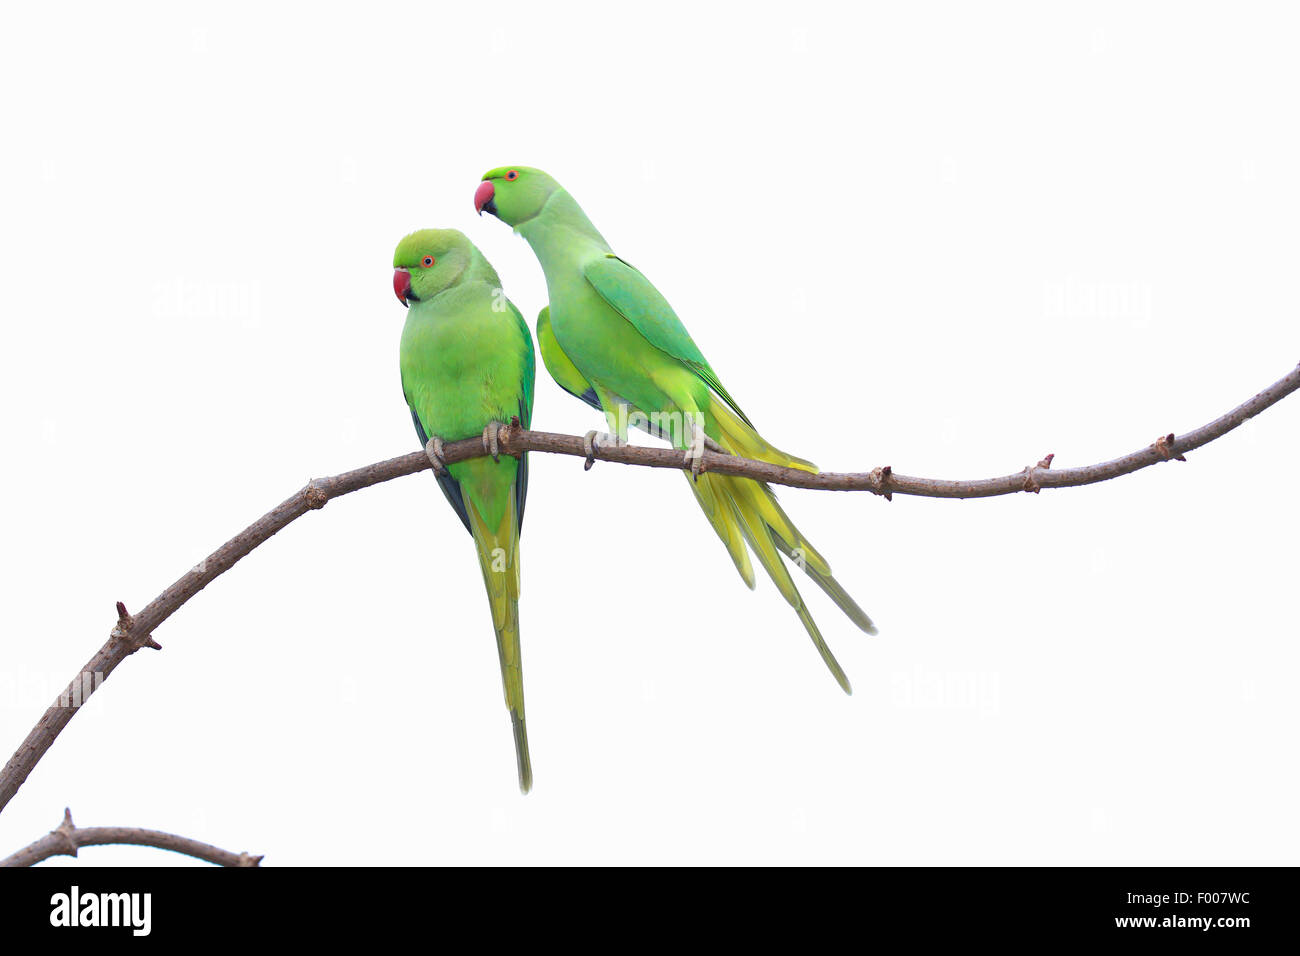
[474,180,496,216]
[393,268,411,307]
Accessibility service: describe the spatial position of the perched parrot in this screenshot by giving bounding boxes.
[394,228,537,792]
[479,169,876,693]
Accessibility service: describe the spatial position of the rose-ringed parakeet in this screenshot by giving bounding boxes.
[394,228,536,792]
[479,169,875,693]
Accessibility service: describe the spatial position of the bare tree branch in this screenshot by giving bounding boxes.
[0,361,1296,816]
[0,808,262,867]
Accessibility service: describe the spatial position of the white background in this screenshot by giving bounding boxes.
[1,2,1297,866]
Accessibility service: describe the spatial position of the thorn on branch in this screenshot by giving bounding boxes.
[53,807,78,858]
[1153,433,1187,462]
[110,602,162,652]
[1021,452,1055,494]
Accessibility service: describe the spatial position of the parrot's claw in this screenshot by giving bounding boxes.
[424,437,449,476]
[482,421,503,463]
[684,446,704,481]
[582,430,610,471]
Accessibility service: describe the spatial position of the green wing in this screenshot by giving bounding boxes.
[508,298,534,529]
[537,305,601,412]
[582,254,753,427]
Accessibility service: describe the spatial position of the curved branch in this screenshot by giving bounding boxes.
[1,808,262,867]
[0,362,1296,815]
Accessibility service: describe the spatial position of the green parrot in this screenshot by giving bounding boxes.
[479,169,876,693]
[394,228,537,792]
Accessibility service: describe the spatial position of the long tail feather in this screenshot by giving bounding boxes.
[466,490,532,793]
[773,535,877,635]
[718,473,853,693]
[685,471,755,589]
[668,394,877,690]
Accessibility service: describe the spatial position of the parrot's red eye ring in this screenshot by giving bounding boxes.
[421,255,435,267]
[505,170,519,181]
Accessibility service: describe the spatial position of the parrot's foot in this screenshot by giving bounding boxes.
[582,430,615,471]
[682,417,716,482]
[424,437,449,476]
[482,421,504,463]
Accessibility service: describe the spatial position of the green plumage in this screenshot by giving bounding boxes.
[483,168,875,693]
[395,228,536,792]
[582,254,753,427]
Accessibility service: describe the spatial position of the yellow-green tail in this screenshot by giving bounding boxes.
[687,395,877,693]
[466,492,531,793]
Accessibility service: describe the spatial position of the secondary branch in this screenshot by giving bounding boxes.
[1,808,262,867]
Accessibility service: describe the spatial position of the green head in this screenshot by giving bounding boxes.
[392,228,497,306]
[474,166,561,227]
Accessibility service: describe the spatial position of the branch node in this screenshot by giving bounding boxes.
[1020,453,1054,493]
[871,465,894,501]
[1153,433,1187,462]
[504,416,524,457]
[237,851,264,867]
[304,483,330,510]
[110,603,162,652]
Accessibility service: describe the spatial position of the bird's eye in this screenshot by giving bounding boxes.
[505,170,519,181]
[421,255,435,267]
